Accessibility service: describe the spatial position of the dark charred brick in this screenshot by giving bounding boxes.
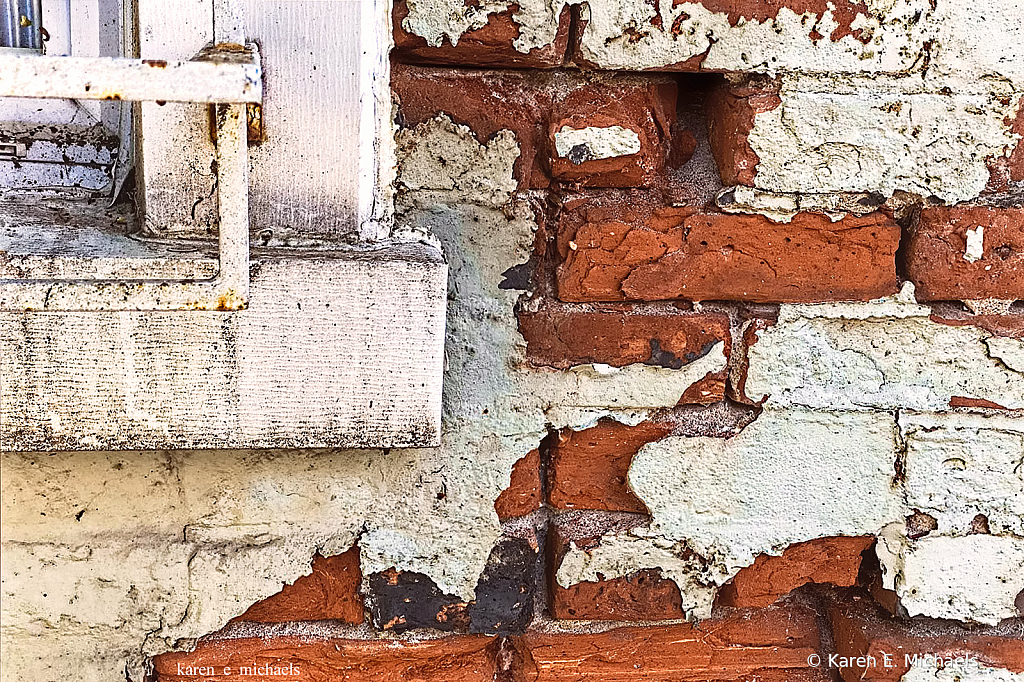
[469,539,538,635]
[367,570,469,633]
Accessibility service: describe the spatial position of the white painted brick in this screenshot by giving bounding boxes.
[888,534,1024,625]
[746,286,1024,411]
[559,408,902,619]
[902,412,1024,536]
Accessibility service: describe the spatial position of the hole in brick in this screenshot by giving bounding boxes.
[969,513,990,534]
[906,510,938,539]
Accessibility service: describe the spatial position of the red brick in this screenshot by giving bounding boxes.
[518,304,731,370]
[717,536,874,608]
[551,568,686,621]
[393,68,680,191]
[518,304,730,404]
[393,65,551,189]
[548,514,690,621]
[495,448,543,519]
[548,80,677,187]
[706,77,781,186]
[905,204,1024,301]
[827,589,1024,682]
[548,419,672,513]
[556,191,901,303]
[393,1,572,69]
[516,602,829,681]
[232,547,363,624]
[153,634,498,682]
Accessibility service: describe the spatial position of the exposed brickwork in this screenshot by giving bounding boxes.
[13,3,1024,681]
[827,589,1024,682]
[547,81,677,187]
[556,191,901,303]
[232,547,363,624]
[550,568,687,621]
[518,304,731,371]
[547,513,690,621]
[392,1,572,69]
[717,536,874,608]
[517,602,828,681]
[153,635,499,682]
[393,67,680,190]
[548,419,672,512]
[495,448,544,519]
[392,65,551,188]
[706,77,781,186]
[905,204,1024,301]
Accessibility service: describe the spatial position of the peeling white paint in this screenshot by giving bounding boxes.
[400,0,579,53]
[576,0,931,74]
[0,115,732,680]
[882,533,1024,625]
[746,77,1020,204]
[562,408,901,619]
[746,284,1024,411]
[901,412,1024,536]
[554,125,641,162]
[902,657,1024,682]
[778,282,932,321]
[964,226,985,263]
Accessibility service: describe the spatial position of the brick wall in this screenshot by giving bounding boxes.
[3,2,1023,681]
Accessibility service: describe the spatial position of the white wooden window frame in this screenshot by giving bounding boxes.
[0,0,448,451]
[0,44,259,311]
[0,0,398,311]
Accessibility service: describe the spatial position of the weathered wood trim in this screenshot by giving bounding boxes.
[1,244,447,450]
[0,49,262,103]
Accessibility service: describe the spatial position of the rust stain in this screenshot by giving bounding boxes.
[246,103,263,143]
[142,59,168,68]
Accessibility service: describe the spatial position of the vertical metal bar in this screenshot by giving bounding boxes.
[215,101,249,308]
[1,0,42,50]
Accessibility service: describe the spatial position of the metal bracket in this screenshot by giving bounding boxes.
[0,43,260,311]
